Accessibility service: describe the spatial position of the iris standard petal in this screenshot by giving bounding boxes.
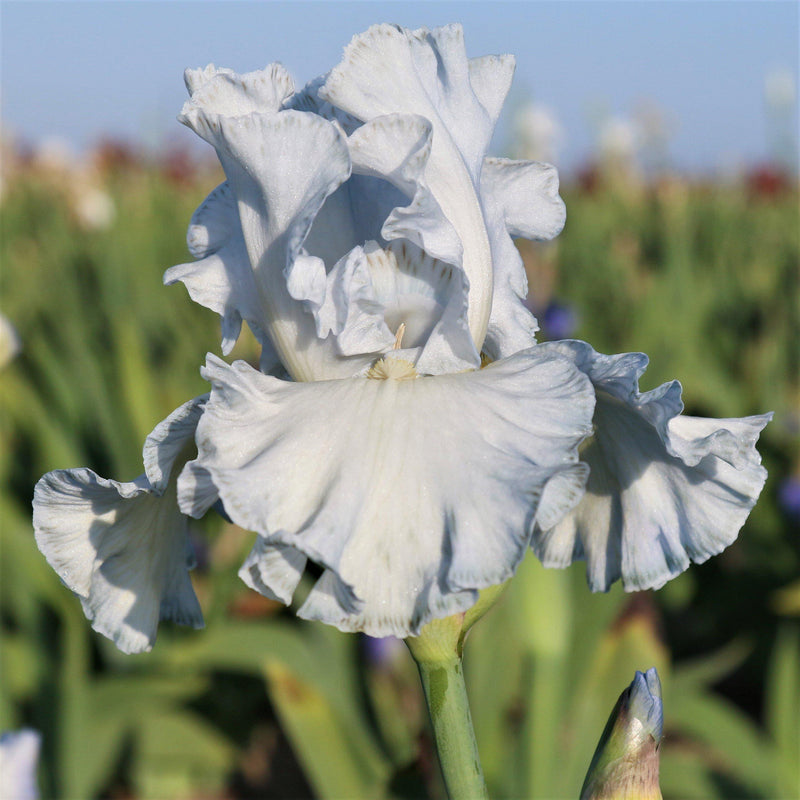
[165,183,265,357]
[310,239,478,375]
[32,398,206,653]
[294,89,463,271]
[320,23,496,351]
[467,54,516,128]
[348,114,462,266]
[175,84,419,377]
[304,113,480,373]
[180,73,361,381]
[484,158,567,242]
[175,31,563,379]
[362,241,478,375]
[480,157,567,359]
[183,63,295,114]
[287,81,415,266]
[184,350,594,637]
[531,340,771,592]
[286,73,362,134]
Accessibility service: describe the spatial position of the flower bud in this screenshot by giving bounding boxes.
[580,668,663,800]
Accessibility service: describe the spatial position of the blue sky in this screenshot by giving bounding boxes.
[2,1,798,173]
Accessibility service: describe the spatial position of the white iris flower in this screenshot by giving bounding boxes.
[33,24,769,650]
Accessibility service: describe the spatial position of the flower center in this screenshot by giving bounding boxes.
[366,322,418,380]
[364,241,456,348]
[366,357,418,381]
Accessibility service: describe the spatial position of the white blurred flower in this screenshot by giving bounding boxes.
[764,67,798,172]
[765,67,797,111]
[513,102,563,163]
[73,185,115,230]
[32,136,75,173]
[29,137,116,231]
[0,730,41,800]
[0,313,21,368]
[598,115,640,164]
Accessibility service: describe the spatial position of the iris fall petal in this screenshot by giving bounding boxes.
[183,350,594,636]
[32,398,206,653]
[531,340,771,591]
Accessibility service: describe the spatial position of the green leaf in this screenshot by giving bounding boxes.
[765,625,800,798]
[134,708,236,800]
[264,659,390,800]
[661,748,730,800]
[158,620,392,792]
[670,639,753,693]
[60,674,212,799]
[668,689,776,795]
[466,585,526,797]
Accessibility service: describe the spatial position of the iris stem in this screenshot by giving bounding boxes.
[406,588,506,798]
[413,653,489,799]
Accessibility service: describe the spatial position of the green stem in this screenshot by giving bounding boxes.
[405,587,506,799]
[415,655,489,800]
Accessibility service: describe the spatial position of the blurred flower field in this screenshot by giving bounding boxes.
[1,136,798,798]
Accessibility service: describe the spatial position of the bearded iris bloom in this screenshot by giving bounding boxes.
[33,24,769,652]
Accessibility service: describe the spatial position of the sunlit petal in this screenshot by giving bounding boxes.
[348,114,462,266]
[186,351,593,636]
[180,75,356,380]
[183,63,294,113]
[321,23,496,350]
[467,54,516,127]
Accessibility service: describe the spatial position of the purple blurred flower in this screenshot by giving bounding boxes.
[778,476,800,519]
[362,634,405,667]
[542,301,578,340]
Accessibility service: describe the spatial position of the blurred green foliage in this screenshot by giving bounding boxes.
[0,155,797,799]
